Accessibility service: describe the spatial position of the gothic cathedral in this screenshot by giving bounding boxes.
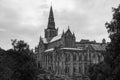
[36,5,106,80]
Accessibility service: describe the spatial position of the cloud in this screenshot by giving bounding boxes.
[0,0,119,49]
[0,0,49,49]
[52,0,119,42]
[0,28,6,32]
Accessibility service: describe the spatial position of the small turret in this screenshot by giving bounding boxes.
[73,32,76,41]
[40,36,42,41]
[73,32,75,37]
[62,30,65,37]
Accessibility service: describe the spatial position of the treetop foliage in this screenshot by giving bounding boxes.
[89,4,120,80]
[0,39,38,80]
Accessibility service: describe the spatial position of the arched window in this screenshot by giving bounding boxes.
[73,67,76,73]
[92,53,96,64]
[84,53,88,61]
[66,53,70,62]
[79,54,82,61]
[38,61,40,68]
[79,66,81,73]
[65,66,69,74]
[73,54,77,61]
[84,63,88,75]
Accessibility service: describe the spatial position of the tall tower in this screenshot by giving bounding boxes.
[45,5,58,41]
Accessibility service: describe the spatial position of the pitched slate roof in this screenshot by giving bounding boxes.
[44,48,54,52]
[61,48,83,51]
[44,47,83,53]
[91,44,106,51]
[50,34,62,43]
[42,38,48,44]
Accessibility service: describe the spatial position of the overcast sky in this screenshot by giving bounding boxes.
[0,0,120,50]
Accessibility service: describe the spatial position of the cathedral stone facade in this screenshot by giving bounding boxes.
[36,5,106,80]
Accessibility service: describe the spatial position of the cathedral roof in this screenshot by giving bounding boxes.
[50,34,62,43]
[61,48,83,51]
[41,34,62,44]
[91,44,106,51]
[44,48,54,52]
[42,38,48,44]
[44,47,83,53]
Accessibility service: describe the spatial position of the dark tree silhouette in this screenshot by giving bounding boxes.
[88,4,120,80]
[105,4,120,80]
[0,39,38,80]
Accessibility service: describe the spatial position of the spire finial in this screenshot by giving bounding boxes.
[50,0,53,6]
[62,30,64,37]
[68,26,70,30]
[47,1,55,29]
[51,1,52,6]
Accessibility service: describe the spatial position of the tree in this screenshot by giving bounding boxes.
[88,4,120,80]
[0,39,38,80]
[0,48,13,80]
[11,39,29,52]
[105,4,120,80]
[10,39,38,80]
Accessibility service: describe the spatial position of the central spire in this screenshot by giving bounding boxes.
[45,4,58,41]
[47,5,55,29]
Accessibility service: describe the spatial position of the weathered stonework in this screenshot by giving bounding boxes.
[35,5,106,80]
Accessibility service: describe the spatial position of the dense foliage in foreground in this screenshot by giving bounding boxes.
[0,39,38,80]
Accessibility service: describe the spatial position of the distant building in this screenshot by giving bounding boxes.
[35,5,106,80]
